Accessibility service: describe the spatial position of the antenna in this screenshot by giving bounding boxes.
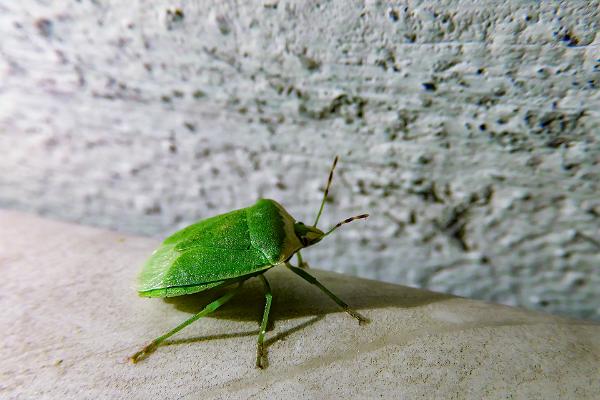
[313,156,339,227]
[324,214,369,236]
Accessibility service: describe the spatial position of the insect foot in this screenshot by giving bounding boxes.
[347,308,370,326]
[129,341,159,364]
[256,343,269,369]
[299,261,310,269]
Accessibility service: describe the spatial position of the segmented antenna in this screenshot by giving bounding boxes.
[313,156,339,227]
[324,214,369,236]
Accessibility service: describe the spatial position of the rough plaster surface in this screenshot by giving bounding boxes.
[2,210,600,399]
[0,1,599,320]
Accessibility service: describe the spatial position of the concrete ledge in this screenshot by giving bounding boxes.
[1,209,598,399]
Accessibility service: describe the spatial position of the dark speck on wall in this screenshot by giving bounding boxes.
[35,18,53,38]
[422,82,437,91]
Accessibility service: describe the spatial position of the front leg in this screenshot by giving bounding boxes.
[286,263,369,325]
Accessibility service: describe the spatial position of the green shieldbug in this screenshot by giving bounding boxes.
[130,156,369,368]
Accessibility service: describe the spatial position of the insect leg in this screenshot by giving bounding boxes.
[130,282,244,363]
[296,251,310,269]
[256,274,273,369]
[286,263,369,325]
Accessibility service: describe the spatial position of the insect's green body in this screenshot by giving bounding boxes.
[137,199,304,298]
[131,157,368,368]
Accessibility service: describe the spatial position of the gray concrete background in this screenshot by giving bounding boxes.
[0,1,599,319]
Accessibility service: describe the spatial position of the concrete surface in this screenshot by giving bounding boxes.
[1,209,599,399]
[0,1,599,323]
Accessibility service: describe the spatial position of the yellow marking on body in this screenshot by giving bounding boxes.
[272,200,303,262]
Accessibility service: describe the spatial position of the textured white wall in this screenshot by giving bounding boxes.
[1,1,599,319]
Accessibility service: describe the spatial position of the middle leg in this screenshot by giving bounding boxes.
[256,274,273,369]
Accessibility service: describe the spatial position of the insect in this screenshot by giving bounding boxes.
[130,156,369,368]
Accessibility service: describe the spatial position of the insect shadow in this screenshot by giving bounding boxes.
[161,267,452,362]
